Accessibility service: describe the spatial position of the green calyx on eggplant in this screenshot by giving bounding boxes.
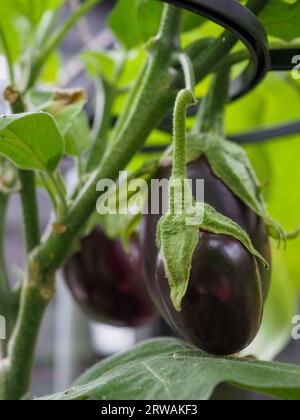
[64,227,157,327]
[141,157,271,355]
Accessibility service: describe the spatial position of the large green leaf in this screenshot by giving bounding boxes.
[0,112,64,172]
[260,0,300,41]
[39,338,300,400]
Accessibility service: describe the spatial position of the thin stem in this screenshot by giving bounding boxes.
[0,24,15,85]
[86,79,116,171]
[194,68,231,136]
[0,194,10,297]
[177,53,195,92]
[18,171,41,253]
[26,0,100,90]
[0,193,12,357]
[48,172,68,220]
[5,271,55,400]
[10,101,41,254]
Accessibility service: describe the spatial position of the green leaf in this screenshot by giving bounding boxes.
[108,0,162,50]
[38,338,300,400]
[0,112,64,172]
[43,93,87,135]
[190,134,284,240]
[81,50,125,84]
[64,112,93,157]
[201,204,268,267]
[260,0,300,41]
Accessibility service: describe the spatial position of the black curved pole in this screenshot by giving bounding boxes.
[155,0,300,143]
[159,0,270,100]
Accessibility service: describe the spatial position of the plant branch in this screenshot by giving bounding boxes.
[5,269,55,400]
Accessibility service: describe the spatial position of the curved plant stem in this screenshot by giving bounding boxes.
[170,89,195,212]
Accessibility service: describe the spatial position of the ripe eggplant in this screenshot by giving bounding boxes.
[64,227,157,327]
[141,157,271,355]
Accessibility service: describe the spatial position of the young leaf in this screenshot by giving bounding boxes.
[0,112,64,172]
[202,204,268,268]
[38,338,300,400]
[200,135,284,240]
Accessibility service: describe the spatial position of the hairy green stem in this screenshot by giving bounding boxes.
[170,90,195,213]
[4,271,55,400]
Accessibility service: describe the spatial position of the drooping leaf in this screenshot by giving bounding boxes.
[0,112,64,172]
[38,338,300,400]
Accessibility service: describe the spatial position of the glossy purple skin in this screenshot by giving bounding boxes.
[141,157,270,354]
[156,234,263,355]
[64,228,157,327]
